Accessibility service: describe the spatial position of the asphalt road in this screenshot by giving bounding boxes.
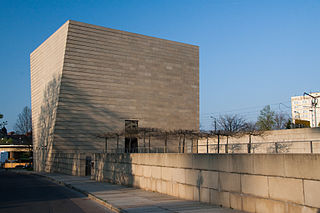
[0,169,113,213]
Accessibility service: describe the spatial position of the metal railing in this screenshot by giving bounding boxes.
[106,140,320,154]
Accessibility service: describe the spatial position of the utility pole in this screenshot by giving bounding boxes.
[214,118,217,132]
[210,116,217,132]
[304,92,320,127]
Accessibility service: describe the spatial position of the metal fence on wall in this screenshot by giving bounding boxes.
[105,140,320,154]
[98,128,320,154]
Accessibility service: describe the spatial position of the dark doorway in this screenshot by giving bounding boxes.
[125,137,138,153]
[125,120,138,153]
[85,156,91,176]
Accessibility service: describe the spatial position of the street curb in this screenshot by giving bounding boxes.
[11,170,125,213]
[34,173,126,213]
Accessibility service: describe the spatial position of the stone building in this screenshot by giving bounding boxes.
[30,20,199,173]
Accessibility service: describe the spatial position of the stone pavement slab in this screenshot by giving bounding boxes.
[36,172,243,213]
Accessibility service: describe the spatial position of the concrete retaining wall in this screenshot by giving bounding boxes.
[92,153,320,213]
[41,152,87,176]
[198,128,320,154]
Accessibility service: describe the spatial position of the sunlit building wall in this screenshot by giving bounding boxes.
[30,20,199,173]
[291,92,320,127]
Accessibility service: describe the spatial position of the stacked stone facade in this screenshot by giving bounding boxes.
[30,20,199,173]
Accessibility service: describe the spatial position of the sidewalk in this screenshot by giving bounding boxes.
[34,172,243,213]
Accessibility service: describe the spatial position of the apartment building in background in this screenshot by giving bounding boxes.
[291,92,320,127]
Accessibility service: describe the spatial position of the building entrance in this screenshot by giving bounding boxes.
[125,120,138,153]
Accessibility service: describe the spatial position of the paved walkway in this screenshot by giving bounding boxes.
[27,171,243,213]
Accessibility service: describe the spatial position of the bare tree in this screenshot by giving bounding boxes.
[0,113,7,129]
[14,106,32,134]
[0,113,8,138]
[267,142,292,153]
[215,114,248,134]
[274,112,289,129]
[230,143,242,153]
[244,121,258,132]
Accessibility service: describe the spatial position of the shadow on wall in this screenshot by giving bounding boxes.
[197,170,203,201]
[92,153,133,188]
[36,74,61,172]
[36,72,128,174]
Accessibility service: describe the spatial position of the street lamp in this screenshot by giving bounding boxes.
[304,92,320,127]
[210,116,217,132]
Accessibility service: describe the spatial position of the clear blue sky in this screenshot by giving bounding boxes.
[1,0,320,131]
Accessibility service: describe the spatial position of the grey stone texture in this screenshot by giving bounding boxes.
[92,153,320,213]
[30,20,199,172]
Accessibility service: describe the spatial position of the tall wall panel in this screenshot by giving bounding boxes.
[31,20,199,173]
[30,21,69,171]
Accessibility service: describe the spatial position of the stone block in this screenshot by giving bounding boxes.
[161,167,172,181]
[284,154,320,180]
[193,186,200,201]
[179,184,193,200]
[230,154,254,174]
[301,206,320,213]
[147,154,164,167]
[163,154,193,168]
[253,154,285,176]
[178,183,186,199]
[210,189,230,208]
[202,170,218,189]
[139,176,146,188]
[165,181,173,196]
[172,183,179,197]
[268,177,304,204]
[200,187,210,203]
[163,154,175,168]
[136,154,150,165]
[151,178,157,191]
[287,203,319,213]
[145,177,152,190]
[131,164,137,176]
[155,179,162,193]
[184,185,194,200]
[143,165,152,178]
[209,189,218,205]
[159,180,166,194]
[242,195,256,213]
[255,197,285,213]
[133,176,140,188]
[134,164,143,176]
[241,174,268,198]
[304,180,320,208]
[192,154,210,170]
[230,193,242,211]
[172,168,186,184]
[151,166,161,179]
[208,154,231,172]
[177,154,193,169]
[185,169,200,186]
[219,172,241,193]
